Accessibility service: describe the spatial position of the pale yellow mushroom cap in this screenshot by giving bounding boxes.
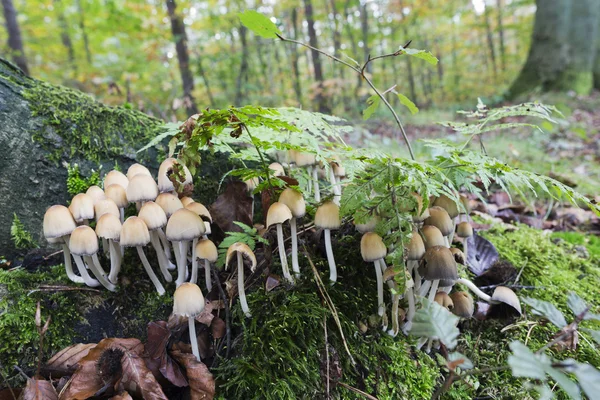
[126,174,158,203]
[245,177,259,192]
[69,225,99,256]
[266,202,292,228]
[360,232,387,262]
[450,291,474,318]
[225,242,257,272]
[138,201,168,230]
[94,199,120,222]
[314,201,340,230]
[104,170,129,190]
[424,207,453,237]
[120,216,151,247]
[165,208,205,241]
[185,201,212,222]
[433,194,460,219]
[156,193,184,218]
[173,282,205,317]
[290,150,316,167]
[180,196,195,207]
[195,239,218,263]
[278,188,306,218]
[126,163,151,180]
[104,184,128,208]
[492,286,522,315]
[96,213,122,241]
[69,193,95,222]
[86,185,106,205]
[456,222,473,238]
[421,225,446,249]
[406,230,425,260]
[269,162,285,177]
[43,205,77,239]
[158,158,193,193]
[418,246,458,282]
[434,291,454,310]
[355,215,379,233]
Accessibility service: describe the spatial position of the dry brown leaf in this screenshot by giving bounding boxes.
[0,388,22,400]
[44,343,96,378]
[210,181,253,238]
[170,350,215,400]
[117,349,168,400]
[195,300,215,326]
[109,392,133,400]
[159,351,188,387]
[146,321,171,359]
[19,377,57,400]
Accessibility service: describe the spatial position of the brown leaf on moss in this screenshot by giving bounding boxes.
[146,321,171,359]
[109,392,133,400]
[260,176,299,222]
[19,377,57,400]
[194,299,215,326]
[159,351,188,387]
[170,350,215,400]
[43,343,96,378]
[210,181,253,238]
[116,348,168,400]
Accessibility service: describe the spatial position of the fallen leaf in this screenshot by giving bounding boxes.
[465,233,499,276]
[0,388,21,400]
[159,351,188,387]
[194,300,216,326]
[109,392,133,400]
[170,350,215,400]
[210,317,225,340]
[19,377,57,400]
[117,348,168,399]
[44,343,96,378]
[210,181,253,239]
[146,321,171,359]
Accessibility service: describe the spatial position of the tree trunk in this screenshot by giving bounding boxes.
[303,0,331,114]
[197,57,215,108]
[1,0,29,75]
[595,21,600,89]
[165,0,198,115]
[76,0,92,64]
[235,25,249,106]
[496,0,506,71]
[54,0,77,74]
[482,2,498,80]
[290,8,303,105]
[360,1,370,73]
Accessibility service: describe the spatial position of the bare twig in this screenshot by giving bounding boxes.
[338,382,379,400]
[28,285,101,295]
[212,265,231,358]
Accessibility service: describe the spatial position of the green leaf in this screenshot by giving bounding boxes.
[573,363,600,400]
[399,46,439,65]
[409,298,460,349]
[137,122,180,153]
[396,93,419,115]
[448,352,474,370]
[581,328,600,344]
[522,297,567,328]
[567,292,588,317]
[238,10,282,39]
[507,341,549,380]
[545,366,580,400]
[363,95,381,120]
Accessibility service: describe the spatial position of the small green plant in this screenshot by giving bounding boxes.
[217,222,269,268]
[65,163,101,196]
[11,213,38,250]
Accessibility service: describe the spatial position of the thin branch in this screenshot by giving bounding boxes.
[212,265,231,358]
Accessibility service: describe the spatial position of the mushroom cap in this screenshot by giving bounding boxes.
[269,162,285,177]
[120,216,151,247]
[173,282,205,317]
[491,286,522,314]
[460,194,471,215]
[96,213,122,240]
[421,225,446,249]
[104,170,129,189]
[449,247,465,265]
[126,174,159,203]
[406,230,425,260]
[185,201,213,222]
[360,232,387,262]
[104,184,128,208]
[69,225,99,256]
[433,194,460,219]
[424,207,454,236]
[180,196,195,207]
[69,193,95,222]
[355,215,379,233]
[278,188,306,218]
[156,193,184,218]
[418,246,458,281]
[245,177,259,192]
[332,163,346,178]
[195,239,218,263]
[434,291,454,310]
[43,205,77,239]
[126,163,152,180]
[456,222,473,238]
[225,242,257,272]
[86,185,106,205]
[165,208,205,241]
[410,193,430,222]
[94,199,120,222]
[204,221,212,235]
[157,158,193,193]
[290,150,315,167]
[138,201,168,230]
[314,201,341,230]
[449,291,474,318]
[266,202,292,228]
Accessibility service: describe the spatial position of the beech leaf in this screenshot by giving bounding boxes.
[44,343,96,378]
[238,10,281,39]
[171,350,216,400]
[20,377,57,400]
[118,349,168,400]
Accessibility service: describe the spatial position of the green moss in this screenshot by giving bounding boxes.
[551,231,600,259]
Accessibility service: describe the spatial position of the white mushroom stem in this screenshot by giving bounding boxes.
[108,240,121,284]
[457,278,492,302]
[290,217,301,277]
[204,260,212,291]
[374,259,384,316]
[189,238,199,284]
[188,317,200,362]
[448,222,455,245]
[102,238,110,256]
[306,167,312,195]
[312,166,320,202]
[463,240,469,264]
[83,255,116,291]
[175,240,189,286]
[405,286,416,331]
[329,168,340,205]
[119,208,125,223]
[323,229,337,283]
[150,231,172,282]
[276,223,294,283]
[237,252,251,317]
[418,280,432,297]
[411,260,422,291]
[389,286,400,337]
[60,237,84,284]
[71,254,99,287]
[428,279,440,302]
[157,228,176,270]
[444,236,450,248]
[136,246,165,295]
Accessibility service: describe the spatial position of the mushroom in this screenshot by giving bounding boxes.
[421,225,446,249]
[410,193,430,223]
[166,208,205,286]
[103,170,129,189]
[180,196,195,207]
[292,151,318,202]
[193,238,218,290]
[126,174,159,207]
[158,158,193,194]
[433,194,459,220]
[449,291,474,318]
[354,214,379,233]
[314,201,341,283]
[121,216,165,295]
[155,193,184,266]
[424,207,453,247]
[138,201,172,282]
[94,199,120,254]
[328,158,344,205]
[86,185,106,205]
[126,163,151,180]
[266,202,294,283]
[449,247,465,265]
[43,205,85,284]
[360,232,388,317]
[434,291,454,310]
[104,184,128,223]
[456,222,473,261]
[456,279,522,314]
[269,162,285,177]
[405,230,425,324]
[226,242,257,317]
[332,162,346,204]
[185,201,213,239]
[69,226,115,291]
[278,188,306,277]
[68,193,94,225]
[418,246,458,302]
[95,213,122,284]
[173,282,205,362]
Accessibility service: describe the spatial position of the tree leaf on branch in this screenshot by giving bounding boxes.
[409,298,460,349]
[398,46,439,65]
[238,11,281,39]
[396,93,419,115]
[522,297,567,328]
[363,95,380,120]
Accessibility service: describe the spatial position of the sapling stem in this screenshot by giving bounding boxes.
[276,223,294,283]
[72,254,100,287]
[61,240,84,284]
[137,246,165,295]
[290,217,300,277]
[374,259,384,316]
[238,252,250,317]
[323,229,337,283]
[189,317,200,362]
[150,231,172,282]
[312,167,320,202]
[457,278,492,302]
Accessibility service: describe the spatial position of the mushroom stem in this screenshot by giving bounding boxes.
[119,208,125,223]
[329,168,340,205]
[60,239,84,284]
[204,260,212,291]
[463,240,469,265]
[175,240,189,286]
[290,217,300,277]
[448,222,455,246]
[411,261,422,291]
[306,167,312,195]
[374,259,384,316]
[84,255,116,291]
[150,231,172,282]
[72,255,100,287]
[157,228,176,270]
[276,223,294,283]
[108,240,121,284]
[418,279,432,297]
[189,238,199,284]
[136,246,165,295]
[101,238,110,256]
[188,317,201,362]
[237,252,251,317]
[428,279,440,303]
[390,286,400,337]
[457,278,492,302]
[404,286,416,333]
[323,229,337,283]
[312,166,320,202]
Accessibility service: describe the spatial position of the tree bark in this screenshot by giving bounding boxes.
[1,0,29,75]
[289,8,303,105]
[496,0,506,71]
[303,0,331,114]
[165,0,198,115]
[235,25,249,106]
[483,2,498,80]
[76,0,92,64]
[54,0,77,74]
[595,20,600,89]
